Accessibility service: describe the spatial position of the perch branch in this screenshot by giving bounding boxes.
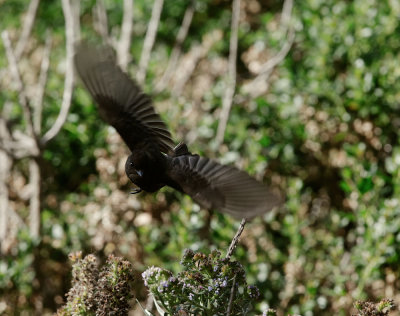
[15,0,40,59]
[136,0,164,84]
[226,218,247,260]
[216,0,241,146]
[41,0,77,145]
[117,0,134,70]
[154,0,195,93]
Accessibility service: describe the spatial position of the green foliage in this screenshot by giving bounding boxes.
[0,230,37,297]
[142,249,259,315]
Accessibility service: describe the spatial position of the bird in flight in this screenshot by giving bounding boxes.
[74,43,281,219]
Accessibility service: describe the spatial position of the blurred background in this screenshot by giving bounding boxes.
[1,0,400,315]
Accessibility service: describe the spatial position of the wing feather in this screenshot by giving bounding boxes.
[166,155,281,219]
[74,43,174,153]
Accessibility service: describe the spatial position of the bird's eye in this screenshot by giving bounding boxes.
[130,162,134,167]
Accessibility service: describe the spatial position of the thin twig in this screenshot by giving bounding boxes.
[259,0,293,75]
[258,28,294,75]
[15,0,40,59]
[154,0,195,93]
[117,0,134,70]
[34,32,52,134]
[216,0,241,146]
[41,0,78,145]
[136,0,164,84]
[226,218,247,260]
[2,31,36,139]
[226,274,237,316]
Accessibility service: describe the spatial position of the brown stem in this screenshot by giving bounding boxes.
[226,218,247,260]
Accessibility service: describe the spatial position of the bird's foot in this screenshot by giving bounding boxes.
[130,188,142,194]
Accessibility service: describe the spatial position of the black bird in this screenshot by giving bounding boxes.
[74,43,281,219]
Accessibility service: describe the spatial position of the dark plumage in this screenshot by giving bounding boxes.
[74,43,281,219]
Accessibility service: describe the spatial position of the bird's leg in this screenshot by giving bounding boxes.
[130,188,142,194]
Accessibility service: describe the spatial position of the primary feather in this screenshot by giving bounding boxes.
[74,43,174,154]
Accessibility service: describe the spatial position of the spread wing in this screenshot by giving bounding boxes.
[74,43,174,154]
[166,155,281,219]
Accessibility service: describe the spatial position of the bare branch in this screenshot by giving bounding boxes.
[226,218,247,260]
[72,0,81,42]
[154,0,195,93]
[226,274,237,316]
[41,0,78,145]
[136,0,164,84]
[117,0,134,70]
[34,33,52,135]
[2,30,36,140]
[0,107,14,157]
[94,0,111,45]
[28,159,41,238]
[216,0,240,146]
[15,0,40,59]
[0,150,12,250]
[281,0,294,31]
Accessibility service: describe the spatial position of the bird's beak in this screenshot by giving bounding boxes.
[137,170,143,177]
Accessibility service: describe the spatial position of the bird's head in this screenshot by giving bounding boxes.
[125,154,144,184]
